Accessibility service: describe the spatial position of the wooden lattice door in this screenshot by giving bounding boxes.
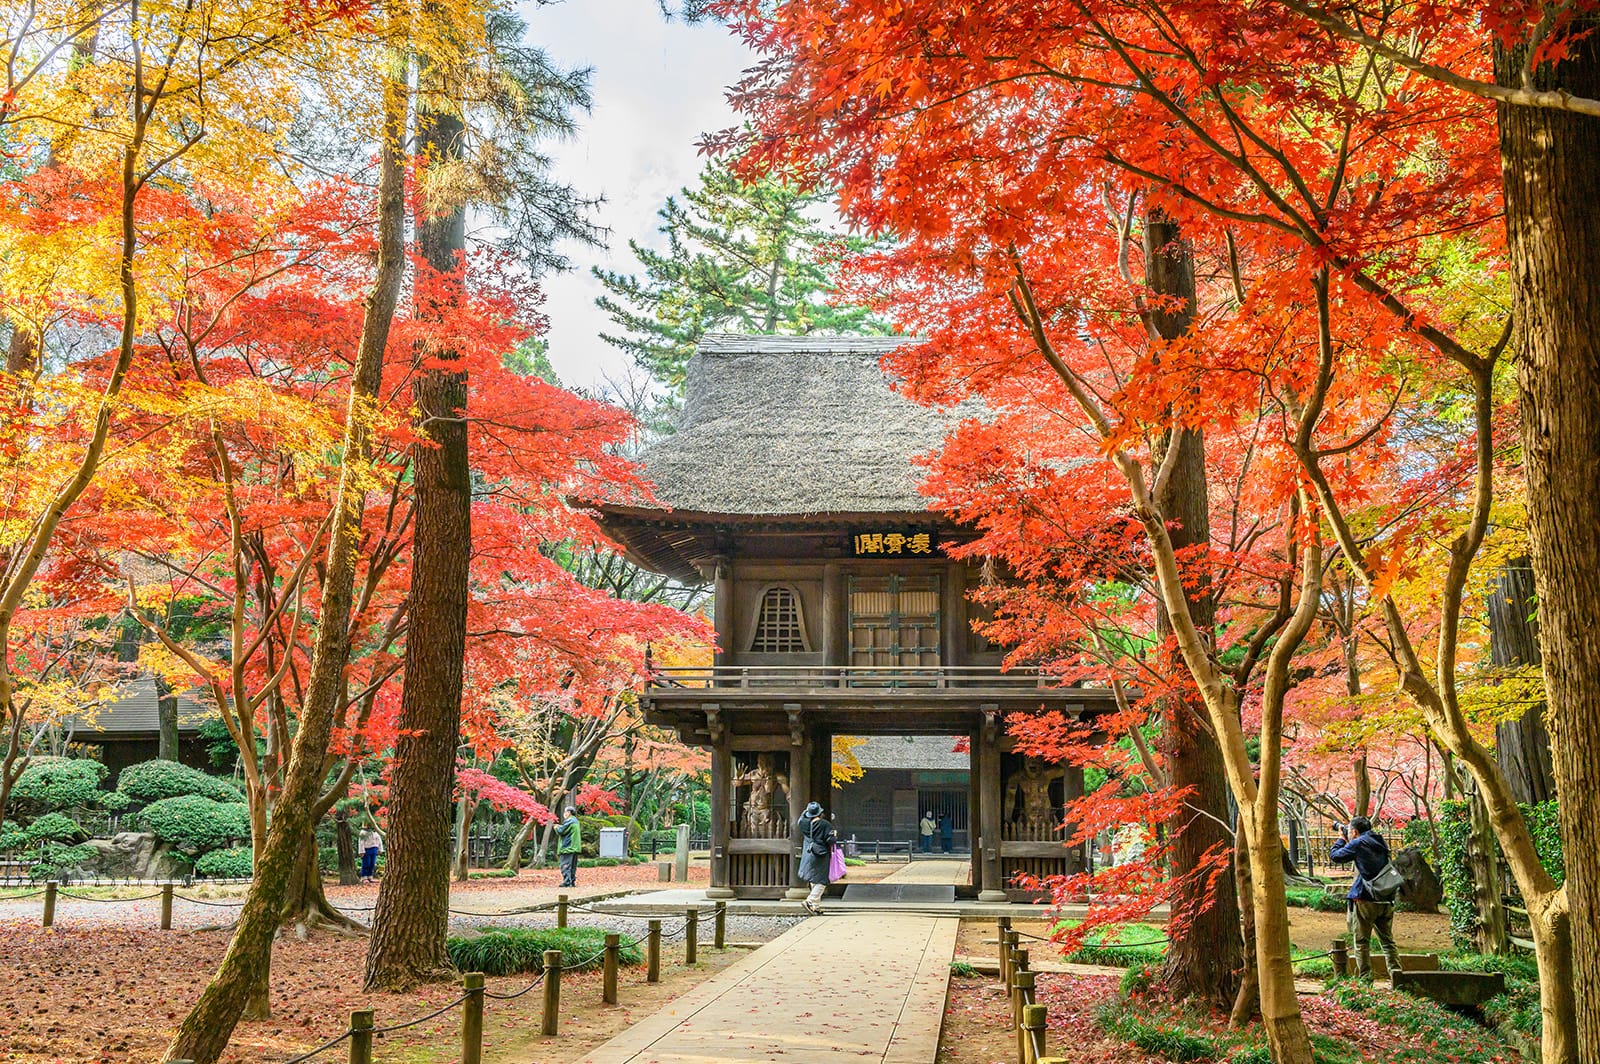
[848,574,941,669]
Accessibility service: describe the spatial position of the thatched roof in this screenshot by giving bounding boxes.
[636,334,960,518]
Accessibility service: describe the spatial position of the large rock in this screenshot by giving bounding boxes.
[1394,846,1443,913]
[73,832,188,880]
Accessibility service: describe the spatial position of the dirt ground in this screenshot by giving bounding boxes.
[0,863,766,1064]
[0,918,753,1063]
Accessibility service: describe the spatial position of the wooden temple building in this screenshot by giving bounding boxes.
[596,336,1117,902]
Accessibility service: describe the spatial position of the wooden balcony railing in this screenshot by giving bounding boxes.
[645,665,1074,691]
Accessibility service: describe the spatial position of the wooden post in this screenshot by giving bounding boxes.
[602,933,619,1005]
[786,708,812,900]
[557,894,568,928]
[685,907,699,965]
[541,949,562,1035]
[160,883,174,931]
[42,881,56,928]
[1013,971,1036,1063]
[708,725,733,898]
[714,900,727,950]
[348,1009,374,1064]
[977,709,1006,902]
[1015,947,1029,974]
[996,916,1012,983]
[1330,938,1349,978]
[1022,1003,1048,1064]
[647,920,662,983]
[461,972,484,1064]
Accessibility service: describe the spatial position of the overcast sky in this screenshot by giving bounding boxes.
[516,0,756,390]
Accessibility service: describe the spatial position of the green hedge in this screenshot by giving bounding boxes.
[445,926,643,976]
[575,814,638,857]
[118,759,243,805]
[195,847,253,878]
[137,795,251,854]
[10,757,106,813]
[1437,799,1563,949]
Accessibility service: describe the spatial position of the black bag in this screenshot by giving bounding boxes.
[1368,861,1405,902]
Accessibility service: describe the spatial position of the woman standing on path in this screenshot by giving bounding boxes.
[359,826,384,883]
[797,801,837,914]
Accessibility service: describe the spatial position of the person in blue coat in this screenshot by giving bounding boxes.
[1329,816,1404,979]
[797,801,837,914]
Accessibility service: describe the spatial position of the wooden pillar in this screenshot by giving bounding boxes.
[786,706,812,899]
[977,706,1006,902]
[1064,764,1086,874]
[710,557,734,666]
[942,562,966,666]
[810,726,833,812]
[706,703,734,899]
[822,562,846,667]
[968,724,983,890]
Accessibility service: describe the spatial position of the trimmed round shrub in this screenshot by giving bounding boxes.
[30,841,97,880]
[0,820,28,851]
[195,847,253,878]
[96,791,133,812]
[24,812,87,843]
[136,795,251,854]
[10,757,106,813]
[117,759,243,805]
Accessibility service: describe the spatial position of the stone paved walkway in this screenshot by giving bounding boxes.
[878,859,971,886]
[575,912,959,1063]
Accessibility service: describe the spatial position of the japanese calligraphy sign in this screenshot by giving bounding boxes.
[850,530,938,557]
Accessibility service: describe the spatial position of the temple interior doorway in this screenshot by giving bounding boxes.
[831,734,970,854]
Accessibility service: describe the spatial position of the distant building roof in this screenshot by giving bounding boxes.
[851,735,969,772]
[632,334,965,518]
[67,676,215,739]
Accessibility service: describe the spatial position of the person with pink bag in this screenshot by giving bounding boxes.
[797,801,839,913]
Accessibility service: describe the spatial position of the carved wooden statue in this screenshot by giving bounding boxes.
[1005,756,1057,830]
[733,753,790,838]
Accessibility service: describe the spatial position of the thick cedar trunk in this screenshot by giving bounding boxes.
[162,46,408,1063]
[1145,213,1243,1008]
[1497,33,1597,1063]
[362,68,469,991]
[1487,559,1557,806]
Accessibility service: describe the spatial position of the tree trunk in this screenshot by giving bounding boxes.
[1145,212,1243,1008]
[504,816,536,871]
[1246,820,1314,1063]
[1468,789,1510,956]
[453,798,473,882]
[1497,28,1600,1063]
[363,55,469,991]
[157,679,179,762]
[1487,559,1557,806]
[1229,827,1259,1027]
[160,40,408,1062]
[335,811,360,888]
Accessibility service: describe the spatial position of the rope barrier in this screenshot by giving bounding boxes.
[483,971,547,1000]
[280,1029,352,1064]
[370,993,470,1035]
[174,895,246,907]
[57,890,164,902]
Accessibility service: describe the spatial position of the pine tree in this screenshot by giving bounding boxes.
[594,158,884,392]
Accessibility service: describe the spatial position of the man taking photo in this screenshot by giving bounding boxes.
[1329,815,1405,979]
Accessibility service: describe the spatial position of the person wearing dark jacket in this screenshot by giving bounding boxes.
[556,808,582,888]
[796,801,837,913]
[1329,815,1403,979]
